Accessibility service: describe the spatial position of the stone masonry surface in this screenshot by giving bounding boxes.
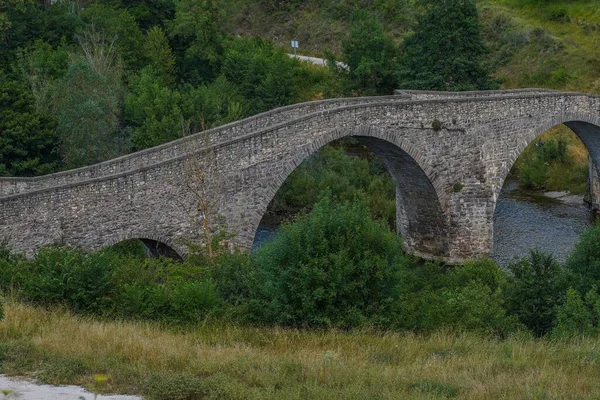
[1,89,599,262]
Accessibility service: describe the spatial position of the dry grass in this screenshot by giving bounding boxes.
[1,301,600,399]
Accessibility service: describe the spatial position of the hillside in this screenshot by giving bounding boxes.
[225,0,600,93]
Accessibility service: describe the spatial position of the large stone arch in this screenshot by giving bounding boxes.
[492,113,600,205]
[102,231,186,260]
[250,124,450,259]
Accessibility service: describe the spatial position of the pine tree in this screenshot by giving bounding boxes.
[397,0,497,91]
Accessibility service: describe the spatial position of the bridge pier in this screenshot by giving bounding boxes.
[587,156,600,212]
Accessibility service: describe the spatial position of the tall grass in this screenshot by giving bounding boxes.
[2,301,600,399]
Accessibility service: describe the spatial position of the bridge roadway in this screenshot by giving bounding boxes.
[1,89,599,262]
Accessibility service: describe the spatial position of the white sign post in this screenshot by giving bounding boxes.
[291,40,299,57]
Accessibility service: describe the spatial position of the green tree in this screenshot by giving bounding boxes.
[125,67,184,150]
[81,4,146,72]
[55,60,126,167]
[566,223,600,293]
[170,0,224,85]
[0,73,60,176]
[15,39,69,113]
[144,26,176,86]
[0,1,83,70]
[503,249,566,336]
[222,37,302,114]
[397,0,496,91]
[250,197,406,328]
[552,288,596,338]
[270,144,396,228]
[342,9,397,95]
[180,75,248,131]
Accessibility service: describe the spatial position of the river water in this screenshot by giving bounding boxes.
[254,179,596,265]
[492,179,595,265]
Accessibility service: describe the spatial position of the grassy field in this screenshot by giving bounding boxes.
[1,301,600,399]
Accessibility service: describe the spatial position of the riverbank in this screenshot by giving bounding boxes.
[1,301,600,399]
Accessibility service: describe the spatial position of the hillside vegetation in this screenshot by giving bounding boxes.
[225,0,600,93]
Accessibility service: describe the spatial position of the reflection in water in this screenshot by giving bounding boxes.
[253,179,596,265]
[492,179,595,266]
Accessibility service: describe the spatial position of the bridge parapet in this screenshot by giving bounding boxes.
[394,88,561,100]
[0,95,410,198]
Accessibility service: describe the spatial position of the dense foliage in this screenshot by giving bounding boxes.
[4,197,600,338]
[397,0,496,91]
[0,0,334,175]
[251,198,405,328]
[269,143,396,228]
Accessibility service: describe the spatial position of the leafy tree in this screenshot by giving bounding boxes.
[222,37,303,114]
[503,249,566,336]
[0,73,60,176]
[15,39,70,113]
[250,197,406,328]
[144,26,176,86]
[125,67,184,150]
[55,59,126,167]
[397,0,497,91]
[566,223,600,293]
[270,144,396,228]
[180,75,248,132]
[394,259,519,335]
[110,0,176,31]
[0,2,83,69]
[170,0,224,85]
[81,4,146,72]
[342,9,397,95]
[552,287,598,338]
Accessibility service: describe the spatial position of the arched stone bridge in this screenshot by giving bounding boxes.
[1,89,599,262]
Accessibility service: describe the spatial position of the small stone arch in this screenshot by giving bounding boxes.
[102,232,186,260]
[252,124,450,259]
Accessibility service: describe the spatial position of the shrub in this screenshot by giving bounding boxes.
[249,197,406,328]
[546,8,570,24]
[0,296,4,321]
[394,259,518,335]
[552,287,598,338]
[566,223,600,293]
[207,251,254,306]
[6,247,117,314]
[504,249,566,336]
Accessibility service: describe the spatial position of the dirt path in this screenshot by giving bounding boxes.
[0,375,141,400]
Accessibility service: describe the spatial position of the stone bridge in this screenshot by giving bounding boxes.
[1,89,599,262]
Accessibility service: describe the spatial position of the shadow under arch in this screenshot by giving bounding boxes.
[103,233,185,260]
[252,125,450,259]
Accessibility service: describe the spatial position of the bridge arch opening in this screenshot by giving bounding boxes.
[252,134,449,259]
[492,120,600,265]
[103,238,184,260]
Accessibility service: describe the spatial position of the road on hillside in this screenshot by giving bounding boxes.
[287,54,348,69]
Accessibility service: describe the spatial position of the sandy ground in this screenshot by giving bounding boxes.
[543,191,585,205]
[0,375,141,400]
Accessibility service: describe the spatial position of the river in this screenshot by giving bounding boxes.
[253,179,596,265]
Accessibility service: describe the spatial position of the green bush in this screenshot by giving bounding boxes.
[394,259,519,335]
[207,251,254,306]
[504,249,566,336]
[552,287,600,338]
[0,245,221,324]
[566,223,600,293]
[250,197,406,328]
[0,247,116,314]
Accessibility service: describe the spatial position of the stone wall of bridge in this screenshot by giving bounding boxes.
[1,91,599,262]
